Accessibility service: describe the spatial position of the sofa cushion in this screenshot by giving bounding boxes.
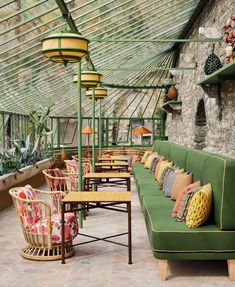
[175,187,201,222]
[142,194,235,253]
[150,156,159,174]
[159,141,171,158]
[144,153,157,169]
[171,173,192,200]
[186,183,212,228]
[141,151,152,163]
[169,143,189,168]
[164,171,177,197]
[172,181,201,217]
[31,212,78,243]
[186,149,235,230]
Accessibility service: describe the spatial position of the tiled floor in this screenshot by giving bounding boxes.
[0,178,233,287]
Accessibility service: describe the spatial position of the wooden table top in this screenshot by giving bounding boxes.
[98,156,129,162]
[83,172,131,178]
[62,191,131,203]
[95,162,128,166]
[110,156,130,160]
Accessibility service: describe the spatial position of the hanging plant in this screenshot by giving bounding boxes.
[222,16,235,64]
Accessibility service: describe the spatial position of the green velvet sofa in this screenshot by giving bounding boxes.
[133,140,235,280]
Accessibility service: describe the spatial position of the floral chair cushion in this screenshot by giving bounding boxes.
[11,185,41,225]
[44,168,67,191]
[31,212,78,243]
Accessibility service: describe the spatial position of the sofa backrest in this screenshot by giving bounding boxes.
[154,140,235,230]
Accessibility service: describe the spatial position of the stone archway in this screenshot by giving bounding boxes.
[194,99,207,150]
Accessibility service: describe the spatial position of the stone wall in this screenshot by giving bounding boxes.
[165,0,235,157]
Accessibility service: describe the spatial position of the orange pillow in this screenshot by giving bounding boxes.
[132,155,141,163]
[171,173,193,200]
[172,181,201,217]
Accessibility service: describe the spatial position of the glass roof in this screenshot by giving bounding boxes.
[0,0,202,117]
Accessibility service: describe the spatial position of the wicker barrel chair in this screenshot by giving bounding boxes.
[43,168,71,192]
[9,185,78,261]
[64,159,91,190]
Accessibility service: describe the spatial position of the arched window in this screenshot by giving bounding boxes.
[194,99,207,150]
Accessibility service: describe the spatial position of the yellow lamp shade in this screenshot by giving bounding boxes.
[42,31,89,63]
[73,71,103,87]
[85,86,108,100]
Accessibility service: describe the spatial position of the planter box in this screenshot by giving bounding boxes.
[0,158,54,211]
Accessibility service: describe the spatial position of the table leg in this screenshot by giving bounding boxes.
[61,202,65,264]
[127,202,132,264]
[127,178,131,191]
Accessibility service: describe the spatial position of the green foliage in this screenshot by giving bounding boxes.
[0,106,54,176]
[29,105,53,156]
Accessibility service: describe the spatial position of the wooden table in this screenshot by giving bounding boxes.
[83,172,131,191]
[95,162,129,172]
[61,191,132,265]
[98,156,130,163]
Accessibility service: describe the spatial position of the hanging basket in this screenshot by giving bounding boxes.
[167,86,178,100]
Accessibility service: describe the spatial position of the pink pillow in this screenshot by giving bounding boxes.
[170,173,193,200]
[132,155,141,163]
[172,180,201,217]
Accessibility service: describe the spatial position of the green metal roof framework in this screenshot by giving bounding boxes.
[0,0,212,118]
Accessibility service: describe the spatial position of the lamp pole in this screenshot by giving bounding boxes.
[77,61,83,228]
[99,99,102,156]
[92,88,96,176]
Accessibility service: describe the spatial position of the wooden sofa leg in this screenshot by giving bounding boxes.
[228,260,235,280]
[159,260,168,281]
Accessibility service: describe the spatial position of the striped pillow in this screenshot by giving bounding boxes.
[164,171,178,197]
[172,181,201,218]
[176,187,201,222]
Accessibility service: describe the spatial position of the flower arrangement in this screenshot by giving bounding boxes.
[223,16,235,64]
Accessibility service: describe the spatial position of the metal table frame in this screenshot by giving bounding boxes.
[61,191,132,265]
[83,172,131,191]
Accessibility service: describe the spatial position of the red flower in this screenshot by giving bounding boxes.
[231,16,235,21]
[223,24,232,29]
[19,192,26,199]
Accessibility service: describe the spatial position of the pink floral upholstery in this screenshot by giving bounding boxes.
[44,168,67,191]
[31,212,78,243]
[11,185,42,225]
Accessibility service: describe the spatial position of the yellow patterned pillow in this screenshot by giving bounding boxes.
[156,161,173,182]
[144,153,157,169]
[186,183,212,228]
[141,151,152,164]
[175,168,184,174]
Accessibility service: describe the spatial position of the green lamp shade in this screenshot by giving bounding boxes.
[42,32,89,63]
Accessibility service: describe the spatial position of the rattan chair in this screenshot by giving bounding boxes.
[9,185,78,261]
[64,159,91,190]
[43,168,71,192]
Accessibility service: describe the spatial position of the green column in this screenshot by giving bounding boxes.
[130,119,132,147]
[77,61,83,228]
[99,100,102,156]
[106,118,109,147]
[2,113,5,149]
[57,118,60,148]
[92,88,96,192]
[152,120,155,145]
